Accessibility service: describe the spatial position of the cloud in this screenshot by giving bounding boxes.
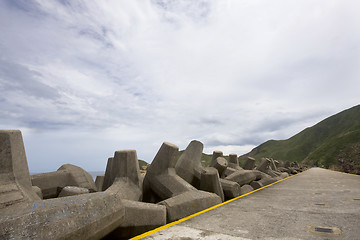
[0,0,359,171]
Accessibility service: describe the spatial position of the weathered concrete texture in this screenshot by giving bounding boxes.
[175,140,205,189]
[158,190,221,223]
[102,150,142,191]
[0,130,40,209]
[269,158,278,171]
[228,153,243,171]
[103,150,142,201]
[219,178,241,199]
[58,186,89,197]
[243,156,255,170]
[143,142,196,202]
[100,149,169,237]
[240,184,254,195]
[256,157,271,172]
[0,130,126,240]
[222,166,239,178]
[224,170,258,186]
[211,157,228,176]
[255,157,290,180]
[106,178,142,201]
[141,168,360,240]
[175,141,225,202]
[95,174,104,192]
[31,164,97,199]
[250,172,278,190]
[104,200,166,239]
[143,142,221,222]
[32,186,43,199]
[199,167,224,202]
[1,193,125,240]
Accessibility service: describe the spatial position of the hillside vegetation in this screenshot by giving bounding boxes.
[239,105,360,173]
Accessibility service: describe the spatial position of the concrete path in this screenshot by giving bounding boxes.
[135,168,360,240]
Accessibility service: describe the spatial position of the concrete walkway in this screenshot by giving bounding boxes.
[134,168,360,239]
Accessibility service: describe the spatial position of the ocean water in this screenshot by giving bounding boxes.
[89,171,104,181]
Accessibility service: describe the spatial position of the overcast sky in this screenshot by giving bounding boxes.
[1,0,359,172]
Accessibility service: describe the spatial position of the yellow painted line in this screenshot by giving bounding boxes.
[130,170,307,240]
[327,168,360,176]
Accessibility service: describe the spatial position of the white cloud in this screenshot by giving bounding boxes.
[0,0,359,172]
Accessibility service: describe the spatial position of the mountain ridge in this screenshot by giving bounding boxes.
[239,104,360,173]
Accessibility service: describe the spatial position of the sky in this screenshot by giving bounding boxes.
[1,0,359,172]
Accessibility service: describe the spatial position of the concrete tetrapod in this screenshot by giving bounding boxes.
[103,150,142,201]
[143,142,221,222]
[219,179,241,199]
[0,130,40,208]
[175,140,224,201]
[243,157,256,170]
[95,175,105,192]
[199,167,225,202]
[228,153,243,171]
[211,157,229,176]
[103,200,166,240]
[240,184,254,195]
[31,163,97,199]
[58,186,89,197]
[103,150,166,239]
[175,140,205,189]
[224,169,259,186]
[0,130,126,240]
[250,172,279,190]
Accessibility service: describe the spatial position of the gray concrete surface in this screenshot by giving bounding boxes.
[140,168,360,239]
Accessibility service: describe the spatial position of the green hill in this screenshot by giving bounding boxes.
[138,159,149,169]
[240,105,360,173]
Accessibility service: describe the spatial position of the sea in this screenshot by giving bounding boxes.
[88,171,105,181]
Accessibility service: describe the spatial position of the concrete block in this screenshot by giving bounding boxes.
[31,164,97,199]
[102,157,113,190]
[58,186,89,197]
[277,167,290,173]
[0,130,40,209]
[279,172,289,179]
[228,154,243,171]
[284,161,291,168]
[250,172,279,190]
[0,130,126,240]
[211,157,228,176]
[270,158,278,171]
[106,177,142,201]
[274,160,280,168]
[240,184,254,195]
[175,140,205,189]
[250,180,263,190]
[102,150,142,201]
[95,174,104,192]
[143,142,222,222]
[32,186,43,199]
[143,142,196,202]
[102,150,141,191]
[220,179,241,199]
[243,157,256,170]
[256,158,271,172]
[200,167,224,202]
[104,199,166,239]
[222,167,238,178]
[224,170,258,186]
[210,151,223,166]
[158,190,221,222]
[0,192,125,240]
